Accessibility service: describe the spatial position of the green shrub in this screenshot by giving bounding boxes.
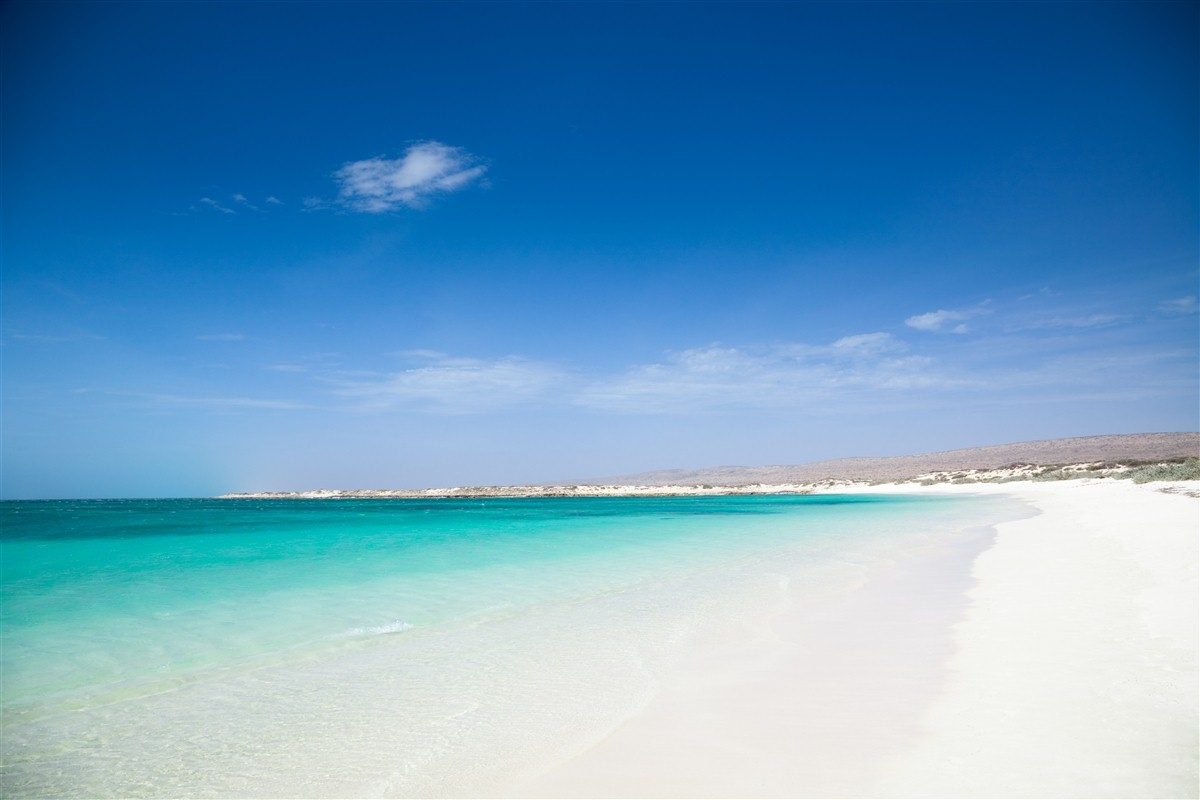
[1031,468,1090,481]
[1120,458,1200,484]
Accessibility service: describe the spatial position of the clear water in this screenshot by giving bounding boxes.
[1,494,1024,797]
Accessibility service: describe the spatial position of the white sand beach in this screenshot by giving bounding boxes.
[511,479,1199,798]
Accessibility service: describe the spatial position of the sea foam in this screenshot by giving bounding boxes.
[345,620,414,637]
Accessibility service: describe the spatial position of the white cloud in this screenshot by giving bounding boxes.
[393,348,452,360]
[94,389,308,411]
[335,142,487,212]
[1159,296,1198,315]
[331,354,563,413]
[199,197,235,214]
[232,194,263,212]
[905,309,970,333]
[1018,286,1062,301]
[197,333,246,341]
[574,339,963,413]
[9,331,74,343]
[266,196,283,205]
[830,332,906,355]
[1015,313,1126,331]
[300,334,984,416]
[905,303,990,334]
[279,307,1191,418]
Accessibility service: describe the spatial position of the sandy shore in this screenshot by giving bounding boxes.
[509,479,1199,798]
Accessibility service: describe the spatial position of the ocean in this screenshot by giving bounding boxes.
[1,494,1023,797]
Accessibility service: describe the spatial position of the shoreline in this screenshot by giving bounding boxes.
[215,457,1199,500]
[877,479,1198,797]
[509,518,1016,798]
[215,483,821,499]
[7,479,1194,797]
[507,479,1199,798]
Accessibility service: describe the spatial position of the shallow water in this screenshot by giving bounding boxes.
[1,494,1023,797]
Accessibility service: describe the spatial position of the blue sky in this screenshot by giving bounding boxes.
[3,1,1197,498]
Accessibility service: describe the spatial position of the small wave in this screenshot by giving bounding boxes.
[345,620,414,637]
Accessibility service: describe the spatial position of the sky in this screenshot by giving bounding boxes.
[2,0,1197,499]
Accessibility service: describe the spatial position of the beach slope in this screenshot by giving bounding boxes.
[875,480,1198,798]
[512,480,1198,798]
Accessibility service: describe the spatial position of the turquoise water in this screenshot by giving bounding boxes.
[1,494,1023,797]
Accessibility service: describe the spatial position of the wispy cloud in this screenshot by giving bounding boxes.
[574,338,971,413]
[905,303,990,334]
[265,351,345,374]
[190,143,485,217]
[829,332,907,356]
[4,329,105,345]
[1012,313,1127,331]
[197,333,247,342]
[304,303,1184,417]
[330,353,562,413]
[199,197,236,214]
[98,294,1191,423]
[334,142,487,212]
[194,194,280,215]
[1018,287,1062,300]
[232,193,264,212]
[7,331,74,343]
[88,389,310,411]
[1159,295,1198,315]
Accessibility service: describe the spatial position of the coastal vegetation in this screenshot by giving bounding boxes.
[1122,457,1200,483]
[910,456,1200,486]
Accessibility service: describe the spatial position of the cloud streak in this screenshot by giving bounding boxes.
[292,291,1190,416]
[575,339,967,413]
[199,197,235,214]
[330,353,563,413]
[335,142,487,212]
[91,389,310,411]
[98,293,1193,423]
[904,301,995,334]
[321,334,978,415]
[906,309,971,333]
[190,144,484,216]
[1011,313,1127,331]
[1159,296,1198,315]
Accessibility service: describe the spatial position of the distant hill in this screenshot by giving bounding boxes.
[220,432,1200,499]
[587,433,1200,486]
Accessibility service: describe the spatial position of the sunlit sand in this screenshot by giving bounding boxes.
[513,479,1198,798]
